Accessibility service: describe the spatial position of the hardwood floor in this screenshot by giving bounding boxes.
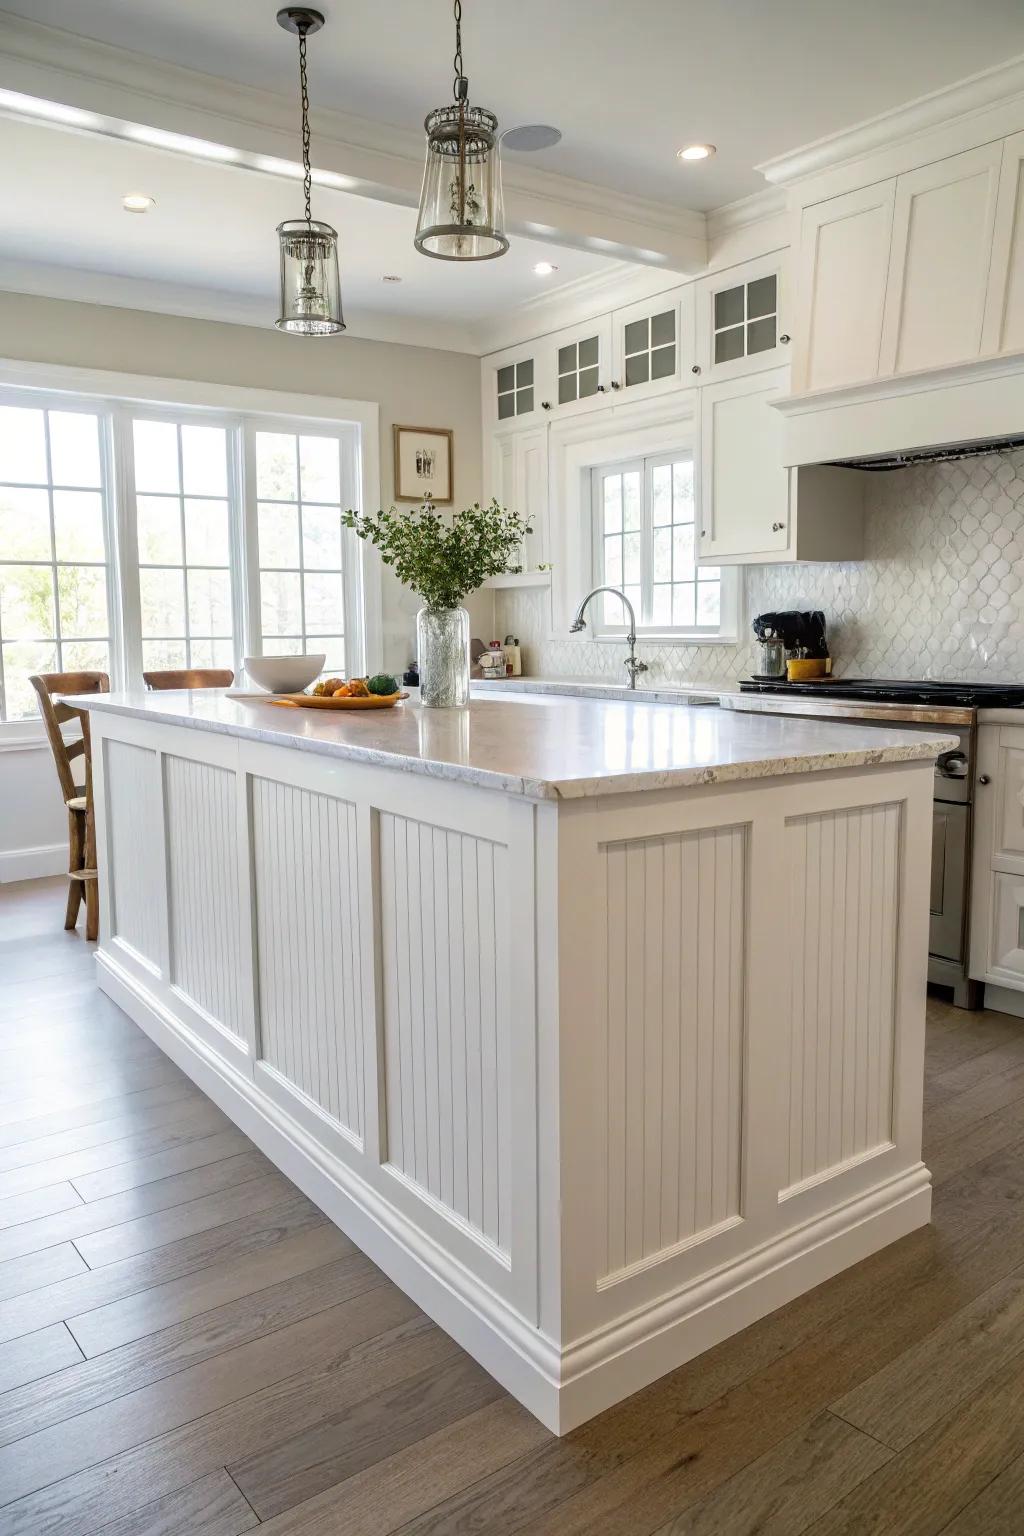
[1,878,1024,1535]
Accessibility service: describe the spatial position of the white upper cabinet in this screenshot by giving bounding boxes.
[695,253,790,383]
[879,143,1003,376]
[490,425,549,571]
[485,341,546,434]
[697,368,864,565]
[611,286,695,401]
[983,131,1024,356]
[540,317,613,419]
[792,180,896,393]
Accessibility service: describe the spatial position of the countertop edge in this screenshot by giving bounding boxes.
[72,695,959,801]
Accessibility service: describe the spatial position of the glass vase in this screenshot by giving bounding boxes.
[417,606,470,708]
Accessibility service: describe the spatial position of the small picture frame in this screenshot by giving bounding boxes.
[393,425,454,504]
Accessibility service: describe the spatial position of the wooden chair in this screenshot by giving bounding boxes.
[143,669,234,691]
[29,672,109,941]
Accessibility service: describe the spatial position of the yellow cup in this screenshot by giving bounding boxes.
[786,657,828,681]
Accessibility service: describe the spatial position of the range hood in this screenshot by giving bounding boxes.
[772,352,1024,470]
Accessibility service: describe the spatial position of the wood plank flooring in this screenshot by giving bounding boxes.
[1,877,1024,1534]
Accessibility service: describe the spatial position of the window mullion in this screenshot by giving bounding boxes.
[114,407,143,688]
[176,425,190,669]
[640,458,654,626]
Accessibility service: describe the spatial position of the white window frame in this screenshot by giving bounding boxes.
[590,450,736,641]
[0,386,122,728]
[0,361,381,741]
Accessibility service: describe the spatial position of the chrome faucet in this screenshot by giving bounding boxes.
[569,586,649,689]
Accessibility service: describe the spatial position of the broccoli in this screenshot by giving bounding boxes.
[367,673,400,696]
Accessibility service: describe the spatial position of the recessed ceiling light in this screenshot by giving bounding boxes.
[382,274,402,283]
[122,192,155,214]
[533,262,558,276]
[677,143,716,161]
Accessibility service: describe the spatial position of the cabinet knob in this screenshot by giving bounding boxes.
[979,774,991,785]
[610,380,622,390]
[771,521,786,532]
[691,364,702,375]
[779,334,791,345]
[541,401,552,411]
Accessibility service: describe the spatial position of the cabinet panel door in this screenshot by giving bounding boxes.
[982,131,1024,356]
[514,428,549,571]
[989,873,1024,980]
[880,144,1003,376]
[696,252,789,384]
[698,369,790,560]
[547,316,613,418]
[612,287,694,401]
[995,737,1024,858]
[793,180,895,392]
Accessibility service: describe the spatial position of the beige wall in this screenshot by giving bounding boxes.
[0,291,490,672]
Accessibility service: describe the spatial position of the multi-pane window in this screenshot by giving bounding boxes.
[256,430,346,672]
[623,310,676,388]
[713,274,777,365]
[0,403,112,721]
[594,454,723,633]
[132,419,236,674]
[557,336,600,404]
[496,359,534,420]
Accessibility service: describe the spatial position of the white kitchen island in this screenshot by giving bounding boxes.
[78,688,954,1433]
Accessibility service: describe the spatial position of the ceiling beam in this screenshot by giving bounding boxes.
[0,12,708,273]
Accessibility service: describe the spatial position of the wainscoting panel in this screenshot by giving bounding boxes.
[164,755,245,1042]
[105,739,162,966]
[784,801,900,1192]
[601,824,746,1278]
[378,813,510,1254]
[250,777,364,1138]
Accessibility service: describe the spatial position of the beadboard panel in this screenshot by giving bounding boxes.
[105,739,162,966]
[164,755,245,1041]
[602,824,746,1278]
[378,813,510,1254]
[250,777,364,1139]
[784,801,900,1192]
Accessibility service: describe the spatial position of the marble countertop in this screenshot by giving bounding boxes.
[75,688,958,801]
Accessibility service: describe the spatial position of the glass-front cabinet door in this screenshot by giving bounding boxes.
[695,253,789,382]
[543,317,612,418]
[611,286,694,401]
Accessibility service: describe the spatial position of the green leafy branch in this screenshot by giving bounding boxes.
[342,497,533,611]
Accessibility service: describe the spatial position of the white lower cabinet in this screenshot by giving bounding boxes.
[696,369,865,564]
[971,724,1024,990]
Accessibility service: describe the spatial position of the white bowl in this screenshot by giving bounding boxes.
[244,654,326,694]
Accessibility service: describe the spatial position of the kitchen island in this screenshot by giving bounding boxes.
[78,688,954,1433]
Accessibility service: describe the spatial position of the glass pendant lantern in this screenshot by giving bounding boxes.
[275,8,345,335]
[415,0,508,261]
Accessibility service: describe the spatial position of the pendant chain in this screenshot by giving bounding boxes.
[299,27,312,227]
[452,0,463,97]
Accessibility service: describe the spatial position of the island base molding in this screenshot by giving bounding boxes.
[98,949,931,1434]
[86,709,936,1435]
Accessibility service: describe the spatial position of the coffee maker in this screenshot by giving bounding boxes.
[752,610,829,679]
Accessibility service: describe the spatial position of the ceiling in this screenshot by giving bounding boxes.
[4,0,1024,209]
[0,115,619,347]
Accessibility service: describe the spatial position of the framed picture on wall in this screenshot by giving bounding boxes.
[393,425,454,504]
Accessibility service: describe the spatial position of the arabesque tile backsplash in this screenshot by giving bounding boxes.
[494,449,1024,686]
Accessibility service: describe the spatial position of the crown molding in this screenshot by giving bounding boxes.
[758,52,1024,187]
[0,10,707,271]
[706,186,787,238]
[471,263,691,356]
[0,259,479,353]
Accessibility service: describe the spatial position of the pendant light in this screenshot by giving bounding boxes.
[414,0,508,261]
[275,7,345,335]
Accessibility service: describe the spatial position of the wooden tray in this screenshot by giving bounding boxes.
[270,691,408,710]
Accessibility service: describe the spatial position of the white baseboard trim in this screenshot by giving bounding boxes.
[981,982,1024,1019]
[97,949,932,1435]
[0,842,66,883]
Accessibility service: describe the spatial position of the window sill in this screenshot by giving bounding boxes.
[0,723,48,753]
[592,631,740,647]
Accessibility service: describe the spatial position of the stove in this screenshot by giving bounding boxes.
[740,677,1024,708]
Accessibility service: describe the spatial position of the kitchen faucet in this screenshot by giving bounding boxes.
[569,586,649,689]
